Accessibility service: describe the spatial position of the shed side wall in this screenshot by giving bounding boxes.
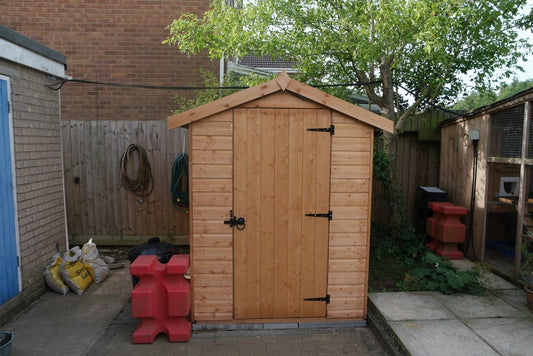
[327,111,372,319]
[190,111,234,322]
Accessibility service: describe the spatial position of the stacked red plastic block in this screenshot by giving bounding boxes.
[425,202,467,260]
[130,254,191,343]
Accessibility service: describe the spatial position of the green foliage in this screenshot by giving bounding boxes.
[520,232,533,286]
[172,70,273,113]
[399,252,484,295]
[453,78,533,111]
[165,0,532,131]
[371,148,425,265]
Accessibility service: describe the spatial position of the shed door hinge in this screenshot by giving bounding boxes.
[304,294,330,304]
[305,210,332,220]
[307,124,334,135]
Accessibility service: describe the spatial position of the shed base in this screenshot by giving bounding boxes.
[192,320,366,331]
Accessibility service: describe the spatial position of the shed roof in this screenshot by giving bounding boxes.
[168,71,393,133]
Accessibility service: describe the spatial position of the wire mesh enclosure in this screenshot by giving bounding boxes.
[489,105,525,158]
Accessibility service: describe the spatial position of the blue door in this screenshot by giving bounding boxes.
[0,77,20,305]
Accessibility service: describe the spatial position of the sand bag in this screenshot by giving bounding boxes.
[81,238,109,283]
[60,246,93,295]
[43,253,69,295]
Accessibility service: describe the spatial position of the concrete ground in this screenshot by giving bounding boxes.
[2,258,532,355]
[0,265,387,356]
[369,260,533,356]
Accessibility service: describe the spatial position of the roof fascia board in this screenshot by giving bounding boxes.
[285,78,393,132]
[0,38,66,78]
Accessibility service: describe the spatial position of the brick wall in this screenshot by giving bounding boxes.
[0,59,67,321]
[1,0,218,121]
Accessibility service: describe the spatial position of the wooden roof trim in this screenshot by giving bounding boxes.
[168,75,284,129]
[284,79,393,133]
[168,71,393,133]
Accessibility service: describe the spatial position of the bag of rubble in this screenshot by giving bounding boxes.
[81,238,109,283]
[43,253,69,295]
[59,246,93,295]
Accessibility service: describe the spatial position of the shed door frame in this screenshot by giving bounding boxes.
[233,107,332,320]
[0,74,22,305]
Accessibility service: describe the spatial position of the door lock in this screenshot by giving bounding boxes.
[224,210,246,230]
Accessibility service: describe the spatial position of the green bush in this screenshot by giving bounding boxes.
[398,252,484,295]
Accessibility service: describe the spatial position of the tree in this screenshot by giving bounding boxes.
[165,0,532,142]
[453,78,533,111]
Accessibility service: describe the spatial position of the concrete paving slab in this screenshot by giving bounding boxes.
[451,259,517,290]
[433,292,524,319]
[464,317,533,355]
[388,319,500,356]
[491,288,533,315]
[368,292,454,321]
[4,267,131,355]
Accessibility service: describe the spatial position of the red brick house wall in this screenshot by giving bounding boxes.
[1,0,217,121]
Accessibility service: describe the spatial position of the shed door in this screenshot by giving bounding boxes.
[0,77,20,305]
[233,108,331,319]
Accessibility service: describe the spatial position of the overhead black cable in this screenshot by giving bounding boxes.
[45,77,381,91]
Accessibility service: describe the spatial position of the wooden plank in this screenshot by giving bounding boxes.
[329,246,368,259]
[192,206,229,220]
[331,165,371,179]
[300,110,318,317]
[193,247,232,261]
[330,193,369,206]
[273,108,290,317]
[287,109,304,317]
[192,192,232,206]
[192,220,228,234]
[330,178,369,193]
[313,109,331,316]
[330,220,368,233]
[190,120,232,136]
[260,108,276,318]
[328,284,365,298]
[191,178,232,192]
[191,164,232,179]
[329,233,368,247]
[331,206,369,219]
[193,234,233,247]
[192,150,232,165]
[334,123,372,138]
[194,273,232,287]
[331,151,370,165]
[331,137,371,152]
[194,286,233,300]
[233,108,247,319]
[327,271,366,285]
[239,91,324,109]
[193,260,233,274]
[191,135,232,150]
[328,259,367,272]
[244,108,262,318]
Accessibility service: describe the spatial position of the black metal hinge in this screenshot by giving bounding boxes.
[305,210,332,220]
[307,124,335,135]
[304,294,330,304]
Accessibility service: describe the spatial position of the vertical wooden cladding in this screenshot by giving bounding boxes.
[190,110,234,321]
[61,120,188,242]
[328,112,372,319]
[233,108,330,320]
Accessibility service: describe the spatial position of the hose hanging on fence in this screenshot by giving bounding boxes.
[171,153,189,211]
[120,144,153,200]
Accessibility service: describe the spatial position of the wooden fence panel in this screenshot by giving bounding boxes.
[61,120,188,245]
[372,133,441,225]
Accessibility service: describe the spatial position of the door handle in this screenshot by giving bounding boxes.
[224,210,246,230]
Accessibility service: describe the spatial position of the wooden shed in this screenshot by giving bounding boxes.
[168,72,393,326]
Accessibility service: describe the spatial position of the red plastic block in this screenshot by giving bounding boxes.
[130,254,191,343]
[426,202,454,251]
